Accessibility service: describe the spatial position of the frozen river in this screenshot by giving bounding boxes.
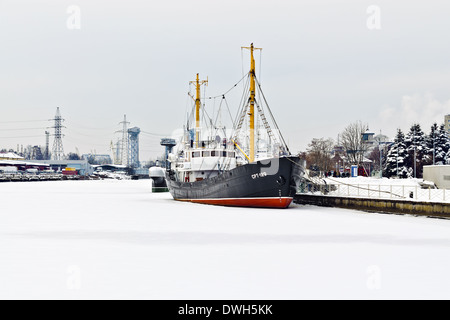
[1,179,450,299]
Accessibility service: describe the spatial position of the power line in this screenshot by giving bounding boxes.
[0,120,48,124]
[0,135,44,139]
[65,120,117,131]
[141,131,169,137]
[0,127,47,131]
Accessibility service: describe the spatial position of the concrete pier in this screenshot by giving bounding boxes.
[294,194,450,218]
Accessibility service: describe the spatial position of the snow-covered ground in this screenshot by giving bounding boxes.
[322,177,450,203]
[1,180,450,300]
[325,176,425,187]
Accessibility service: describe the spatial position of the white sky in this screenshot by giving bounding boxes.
[1,0,450,160]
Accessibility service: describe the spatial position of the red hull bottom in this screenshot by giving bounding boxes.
[176,197,293,209]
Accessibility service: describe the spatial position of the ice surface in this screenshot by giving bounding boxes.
[1,180,450,300]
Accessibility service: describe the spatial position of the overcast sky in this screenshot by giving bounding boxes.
[1,0,450,160]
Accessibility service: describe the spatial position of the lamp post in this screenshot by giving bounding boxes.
[413,126,417,179]
[396,141,399,177]
[378,131,384,178]
[433,127,436,165]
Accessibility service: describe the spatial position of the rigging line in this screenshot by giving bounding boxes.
[184,89,191,129]
[212,95,217,129]
[255,75,290,153]
[232,75,249,127]
[185,100,195,127]
[199,93,214,130]
[205,73,248,100]
[213,96,225,129]
[223,97,235,130]
[202,105,214,131]
[232,75,250,131]
[241,48,245,89]
[202,80,212,138]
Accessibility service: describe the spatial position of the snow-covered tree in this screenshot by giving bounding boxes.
[438,124,450,164]
[425,123,441,165]
[405,124,428,178]
[426,123,450,165]
[384,129,409,178]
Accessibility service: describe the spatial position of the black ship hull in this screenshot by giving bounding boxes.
[166,156,303,208]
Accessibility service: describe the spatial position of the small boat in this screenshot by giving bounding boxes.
[149,167,169,193]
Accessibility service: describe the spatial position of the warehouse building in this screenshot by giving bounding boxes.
[32,159,94,176]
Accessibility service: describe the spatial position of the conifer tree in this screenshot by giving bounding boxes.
[426,123,440,165]
[438,124,450,164]
[426,124,450,165]
[405,124,427,178]
[385,129,409,178]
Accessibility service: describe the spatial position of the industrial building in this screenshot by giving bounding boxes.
[32,159,94,176]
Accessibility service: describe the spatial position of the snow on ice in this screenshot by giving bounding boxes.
[1,179,450,299]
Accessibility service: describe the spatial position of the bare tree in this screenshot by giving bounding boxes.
[306,138,334,174]
[340,121,369,165]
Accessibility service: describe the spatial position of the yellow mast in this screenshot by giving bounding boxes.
[242,43,262,163]
[190,73,208,148]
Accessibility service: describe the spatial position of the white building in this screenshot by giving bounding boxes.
[0,152,24,161]
[423,165,450,189]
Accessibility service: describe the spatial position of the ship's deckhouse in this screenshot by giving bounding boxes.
[174,148,237,182]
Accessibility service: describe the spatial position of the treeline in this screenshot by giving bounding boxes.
[385,123,450,178]
[302,121,450,179]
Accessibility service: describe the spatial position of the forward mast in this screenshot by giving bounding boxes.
[190,73,208,148]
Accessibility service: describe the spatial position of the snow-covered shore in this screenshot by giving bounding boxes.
[321,176,449,203]
[1,180,450,299]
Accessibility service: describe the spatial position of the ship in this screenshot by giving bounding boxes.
[165,44,304,208]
